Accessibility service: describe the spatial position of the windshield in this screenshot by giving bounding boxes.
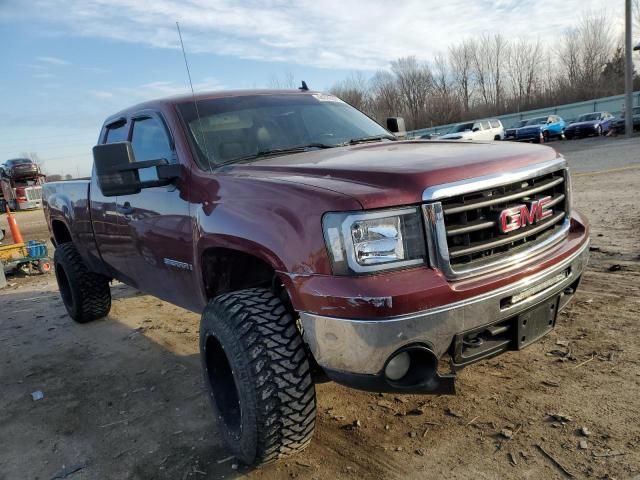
[177,93,391,167]
[7,159,32,166]
[526,117,548,126]
[577,113,601,122]
[451,122,476,133]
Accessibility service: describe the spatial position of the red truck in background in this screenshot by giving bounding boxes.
[0,158,45,211]
[42,89,590,466]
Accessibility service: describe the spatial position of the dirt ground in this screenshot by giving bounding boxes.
[1,162,639,479]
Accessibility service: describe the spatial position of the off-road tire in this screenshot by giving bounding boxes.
[200,288,316,466]
[54,243,111,323]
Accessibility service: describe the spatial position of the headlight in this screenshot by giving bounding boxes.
[322,207,426,275]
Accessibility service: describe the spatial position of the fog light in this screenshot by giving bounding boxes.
[385,351,410,381]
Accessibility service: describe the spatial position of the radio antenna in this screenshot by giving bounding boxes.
[176,21,212,169]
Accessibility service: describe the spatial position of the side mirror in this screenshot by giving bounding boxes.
[93,142,180,197]
[386,117,406,137]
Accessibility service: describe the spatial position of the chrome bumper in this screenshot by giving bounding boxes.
[299,240,589,375]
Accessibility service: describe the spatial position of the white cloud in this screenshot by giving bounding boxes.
[33,72,56,79]
[20,0,624,71]
[83,66,111,74]
[83,78,225,111]
[36,55,71,66]
[21,63,47,70]
[89,90,114,98]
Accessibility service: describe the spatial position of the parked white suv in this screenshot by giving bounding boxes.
[438,119,504,141]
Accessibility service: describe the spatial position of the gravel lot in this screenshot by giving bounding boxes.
[1,136,639,480]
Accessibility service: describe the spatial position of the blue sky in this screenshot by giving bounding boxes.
[0,0,624,176]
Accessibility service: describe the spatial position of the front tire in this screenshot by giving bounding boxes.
[200,288,316,466]
[54,243,111,323]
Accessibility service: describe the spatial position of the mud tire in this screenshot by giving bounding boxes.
[200,287,316,466]
[54,243,111,323]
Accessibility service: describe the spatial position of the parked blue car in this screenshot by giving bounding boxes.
[564,112,615,139]
[503,119,528,141]
[516,115,566,143]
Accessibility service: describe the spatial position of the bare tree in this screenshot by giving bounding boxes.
[471,34,508,113]
[369,70,403,122]
[507,39,542,110]
[429,54,460,124]
[390,56,433,129]
[329,72,371,113]
[267,70,296,89]
[558,14,614,99]
[449,40,475,114]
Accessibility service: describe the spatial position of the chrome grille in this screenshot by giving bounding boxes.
[26,186,43,201]
[422,159,571,280]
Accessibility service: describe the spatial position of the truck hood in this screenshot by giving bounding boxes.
[226,140,560,209]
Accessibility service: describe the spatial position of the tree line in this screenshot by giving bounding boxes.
[329,14,640,131]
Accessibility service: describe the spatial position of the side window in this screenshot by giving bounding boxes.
[131,117,173,162]
[131,116,173,183]
[105,122,129,144]
[489,119,500,129]
[481,121,491,129]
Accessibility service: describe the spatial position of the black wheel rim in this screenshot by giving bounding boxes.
[204,334,242,436]
[55,264,73,309]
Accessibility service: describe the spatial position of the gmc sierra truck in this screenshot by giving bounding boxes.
[43,89,589,466]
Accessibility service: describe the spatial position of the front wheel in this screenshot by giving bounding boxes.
[542,131,550,143]
[200,288,316,466]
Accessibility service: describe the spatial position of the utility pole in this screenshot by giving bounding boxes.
[624,0,633,138]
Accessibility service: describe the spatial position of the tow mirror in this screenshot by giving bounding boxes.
[92,141,180,197]
[386,117,406,138]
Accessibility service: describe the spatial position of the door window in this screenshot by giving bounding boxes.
[105,121,129,143]
[131,117,173,182]
[489,120,501,129]
[481,121,491,129]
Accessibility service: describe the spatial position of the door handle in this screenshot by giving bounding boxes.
[117,202,134,215]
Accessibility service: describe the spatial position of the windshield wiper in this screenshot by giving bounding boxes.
[215,143,336,167]
[344,134,397,145]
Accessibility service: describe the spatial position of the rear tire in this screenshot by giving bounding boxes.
[54,243,111,323]
[200,287,316,466]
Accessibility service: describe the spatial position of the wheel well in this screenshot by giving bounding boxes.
[51,220,72,246]
[201,248,277,300]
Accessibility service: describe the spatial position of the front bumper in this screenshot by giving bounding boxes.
[299,238,589,390]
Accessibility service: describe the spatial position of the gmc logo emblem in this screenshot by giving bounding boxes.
[499,196,553,233]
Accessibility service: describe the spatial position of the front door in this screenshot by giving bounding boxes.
[114,113,196,310]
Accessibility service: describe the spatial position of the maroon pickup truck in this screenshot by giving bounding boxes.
[43,89,589,466]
